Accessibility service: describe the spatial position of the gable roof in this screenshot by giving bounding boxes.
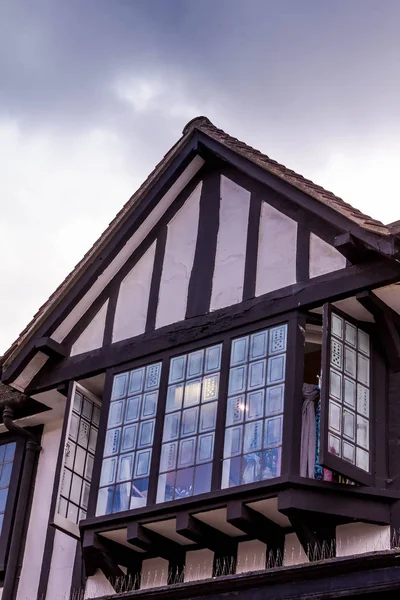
[1,116,396,371]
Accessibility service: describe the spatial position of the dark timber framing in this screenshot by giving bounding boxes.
[5,125,399,386]
[296,224,310,282]
[36,381,76,600]
[186,169,220,318]
[242,190,262,301]
[145,226,168,332]
[28,258,400,394]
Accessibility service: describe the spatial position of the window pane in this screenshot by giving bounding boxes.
[193,463,212,495]
[131,478,149,509]
[0,442,16,526]
[226,395,245,426]
[187,350,204,379]
[241,452,262,484]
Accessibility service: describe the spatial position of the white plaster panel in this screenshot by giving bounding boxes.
[283,533,309,566]
[51,156,204,343]
[112,242,156,343]
[45,529,77,600]
[210,176,250,310]
[255,202,297,296]
[184,549,214,582]
[85,570,116,598]
[156,182,202,329]
[336,523,391,557]
[141,557,169,589]
[71,300,108,356]
[309,233,346,278]
[236,540,267,573]
[16,420,63,600]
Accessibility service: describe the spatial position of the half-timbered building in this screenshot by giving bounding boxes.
[1,116,400,599]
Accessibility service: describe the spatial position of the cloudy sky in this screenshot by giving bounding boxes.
[1,0,400,353]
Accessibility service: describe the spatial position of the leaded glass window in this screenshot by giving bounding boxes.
[326,311,371,473]
[96,362,162,515]
[58,387,100,524]
[222,324,287,488]
[0,442,16,534]
[156,344,222,503]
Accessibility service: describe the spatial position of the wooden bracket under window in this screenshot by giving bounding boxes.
[226,501,285,561]
[82,531,127,579]
[285,509,336,560]
[127,522,185,564]
[176,512,237,555]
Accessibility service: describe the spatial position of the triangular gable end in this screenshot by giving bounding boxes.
[2,117,398,389]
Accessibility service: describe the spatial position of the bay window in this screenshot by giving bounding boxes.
[90,305,378,520]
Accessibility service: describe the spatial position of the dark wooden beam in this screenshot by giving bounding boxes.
[296,224,310,282]
[198,133,398,258]
[243,190,262,300]
[334,232,372,264]
[226,501,284,553]
[26,258,400,394]
[357,290,400,329]
[278,487,391,525]
[34,337,67,359]
[176,512,237,554]
[127,522,185,563]
[185,169,220,318]
[82,531,126,579]
[357,291,400,371]
[282,505,337,560]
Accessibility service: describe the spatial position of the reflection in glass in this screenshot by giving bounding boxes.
[157,344,222,503]
[97,363,161,515]
[223,324,287,489]
[60,389,100,524]
[328,313,371,474]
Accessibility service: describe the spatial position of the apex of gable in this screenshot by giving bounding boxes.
[182,115,213,135]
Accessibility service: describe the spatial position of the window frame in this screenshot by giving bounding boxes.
[87,312,300,519]
[0,432,25,573]
[319,304,375,486]
[53,381,101,538]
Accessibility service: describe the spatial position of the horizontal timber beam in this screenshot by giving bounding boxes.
[278,487,391,525]
[27,259,400,393]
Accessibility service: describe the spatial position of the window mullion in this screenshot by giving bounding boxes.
[278,313,305,479]
[211,338,232,491]
[147,357,171,506]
